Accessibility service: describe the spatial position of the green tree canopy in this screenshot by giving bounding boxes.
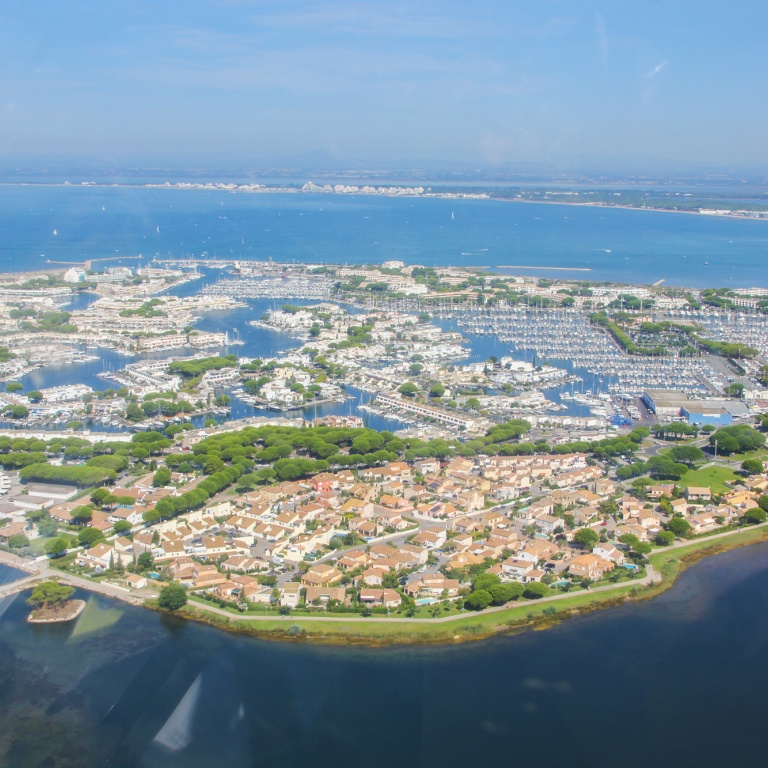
[464,589,493,611]
[26,580,75,609]
[158,583,188,611]
[573,528,599,549]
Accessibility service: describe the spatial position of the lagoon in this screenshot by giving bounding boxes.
[1,544,767,767]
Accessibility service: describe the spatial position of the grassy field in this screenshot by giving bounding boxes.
[679,464,739,492]
[183,584,646,644]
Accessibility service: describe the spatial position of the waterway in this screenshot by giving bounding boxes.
[1,542,767,767]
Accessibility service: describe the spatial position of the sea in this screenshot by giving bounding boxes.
[1,183,767,286]
[1,542,768,767]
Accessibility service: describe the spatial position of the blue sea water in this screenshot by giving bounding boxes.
[1,541,767,767]
[1,184,767,287]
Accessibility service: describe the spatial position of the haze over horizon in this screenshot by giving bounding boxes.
[1,1,767,176]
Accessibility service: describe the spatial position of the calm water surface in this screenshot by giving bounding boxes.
[1,542,767,768]
[1,185,767,287]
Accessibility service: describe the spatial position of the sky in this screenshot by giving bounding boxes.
[0,0,766,174]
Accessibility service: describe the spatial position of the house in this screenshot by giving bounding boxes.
[126,573,148,590]
[500,557,535,581]
[76,542,119,571]
[647,484,675,499]
[0,522,27,543]
[305,586,347,605]
[337,550,369,571]
[689,511,719,533]
[191,564,226,589]
[411,527,447,549]
[517,539,559,563]
[593,543,625,564]
[301,563,342,587]
[685,486,713,503]
[614,523,649,542]
[414,459,441,476]
[404,574,460,598]
[359,588,402,608]
[310,473,339,493]
[446,551,485,570]
[279,582,302,608]
[569,554,614,580]
[354,566,384,586]
[670,498,689,516]
[534,513,564,534]
[636,510,661,531]
[355,520,381,539]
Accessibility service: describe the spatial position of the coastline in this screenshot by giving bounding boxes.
[1,180,766,223]
[3,522,768,646]
[155,523,768,647]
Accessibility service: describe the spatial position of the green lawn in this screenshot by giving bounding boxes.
[678,465,739,493]
[183,584,646,643]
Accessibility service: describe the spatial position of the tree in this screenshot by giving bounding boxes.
[655,530,675,546]
[667,517,691,537]
[7,533,30,549]
[429,383,446,398]
[744,507,767,525]
[77,527,105,547]
[142,509,160,525]
[464,589,492,611]
[5,381,22,393]
[488,582,523,605]
[27,390,43,403]
[44,537,69,557]
[523,582,550,600]
[37,518,58,537]
[709,425,765,456]
[8,405,28,419]
[634,541,653,556]
[70,505,93,524]
[472,573,501,592]
[26,581,74,609]
[152,467,172,487]
[398,382,419,397]
[741,458,764,475]
[157,583,188,611]
[90,487,112,507]
[669,445,705,465]
[618,533,640,549]
[113,520,132,535]
[137,551,154,570]
[573,528,599,549]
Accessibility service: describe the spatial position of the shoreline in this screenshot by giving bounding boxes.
[1,180,767,223]
[160,523,768,647]
[4,525,768,645]
[28,599,86,623]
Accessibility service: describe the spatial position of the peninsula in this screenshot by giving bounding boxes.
[1,257,768,644]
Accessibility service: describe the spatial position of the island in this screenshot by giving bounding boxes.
[26,580,84,624]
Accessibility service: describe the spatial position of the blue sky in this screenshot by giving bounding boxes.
[1,0,766,173]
